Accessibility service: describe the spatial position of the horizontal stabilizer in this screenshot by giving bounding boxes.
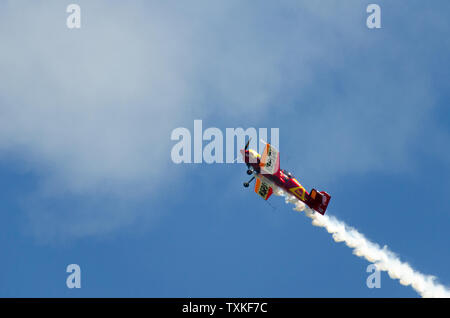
[309,189,331,215]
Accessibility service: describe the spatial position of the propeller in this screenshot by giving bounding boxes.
[231,138,252,163]
[244,138,251,151]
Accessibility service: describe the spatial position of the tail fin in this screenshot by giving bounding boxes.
[309,189,331,215]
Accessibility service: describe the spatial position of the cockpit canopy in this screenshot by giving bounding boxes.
[281,169,293,179]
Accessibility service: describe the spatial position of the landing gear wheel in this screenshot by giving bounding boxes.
[246,169,253,175]
[243,182,250,188]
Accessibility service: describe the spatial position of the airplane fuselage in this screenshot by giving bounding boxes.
[242,149,309,203]
[240,146,331,215]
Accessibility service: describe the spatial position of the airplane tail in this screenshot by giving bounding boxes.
[309,189,331,215]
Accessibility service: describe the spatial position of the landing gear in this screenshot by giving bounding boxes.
[243,176,255,188]
[246,169,253,175]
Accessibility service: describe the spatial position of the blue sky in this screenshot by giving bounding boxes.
[0,0,449,297]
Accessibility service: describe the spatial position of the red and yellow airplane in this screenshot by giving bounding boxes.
[240,140,331,215]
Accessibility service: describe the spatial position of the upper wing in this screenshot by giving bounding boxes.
[254,177,273,200]
[259,143,280,175]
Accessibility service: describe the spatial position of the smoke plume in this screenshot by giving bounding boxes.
[274,189,450,298]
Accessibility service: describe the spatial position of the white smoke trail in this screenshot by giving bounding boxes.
[273,189,450,298]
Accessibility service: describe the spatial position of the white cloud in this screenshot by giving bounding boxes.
[0,1,448,239]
